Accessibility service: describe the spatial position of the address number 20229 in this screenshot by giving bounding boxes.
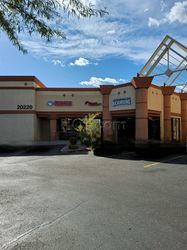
[17,105,33,110]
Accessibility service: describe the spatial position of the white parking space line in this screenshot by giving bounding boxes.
[144,155,185,169]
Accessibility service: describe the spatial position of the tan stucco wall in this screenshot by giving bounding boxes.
[171,94,181,114]
[34,115,41,141]
[148,87,163,111]
[109,86,135,111]
[0,114,37,144]
[0,83,184,145]
[0,81,37,87]
[38,118,50,141]
[36,91,102,112]
[0,89,36,110]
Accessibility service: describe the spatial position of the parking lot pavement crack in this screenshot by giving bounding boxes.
[1,200,87,250]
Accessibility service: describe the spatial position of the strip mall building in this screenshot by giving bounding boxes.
[0,75,187,146]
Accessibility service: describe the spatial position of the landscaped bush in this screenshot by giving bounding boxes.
[68,144,78,150]
[69,137,78,150]
[69,137,77,145]
[76,113,101,149]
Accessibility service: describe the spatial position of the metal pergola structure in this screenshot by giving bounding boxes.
[139,35,187,92]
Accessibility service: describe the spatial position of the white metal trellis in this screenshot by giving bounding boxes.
[139,35,187,92]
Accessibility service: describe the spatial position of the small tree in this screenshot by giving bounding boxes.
[76,113,101,149]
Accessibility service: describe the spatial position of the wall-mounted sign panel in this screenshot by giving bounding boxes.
[47,101,72,107]
[85,101,101,106]
[112,98,131,107]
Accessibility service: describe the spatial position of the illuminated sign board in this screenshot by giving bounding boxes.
[112,98,131,107]
[47,101,72,107]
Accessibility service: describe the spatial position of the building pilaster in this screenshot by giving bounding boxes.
[180,93,187,143]
[49,115,57,141]
[132,76,153,145]
[100,85,113,142]
[161,86,175,143]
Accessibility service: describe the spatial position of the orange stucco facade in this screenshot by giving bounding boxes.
[161,86,176,143]
[0,76,185,146]
[180,93,187,142]
[132,77,153,144]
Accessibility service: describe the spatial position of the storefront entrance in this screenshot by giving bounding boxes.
[148,117,160,141]
[57,118,81,140]
[116,117,135,144]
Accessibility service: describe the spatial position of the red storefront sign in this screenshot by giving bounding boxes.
[54,101,72,106]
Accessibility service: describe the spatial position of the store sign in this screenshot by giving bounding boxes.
[112,98,131,107]
[47,101,72,107]
[85,101,101,106]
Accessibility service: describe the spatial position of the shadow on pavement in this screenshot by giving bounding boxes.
[0,145,89,157]
[99,151,187,165]
[0,145,186,165]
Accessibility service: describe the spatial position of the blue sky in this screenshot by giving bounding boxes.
[0,0,187,88]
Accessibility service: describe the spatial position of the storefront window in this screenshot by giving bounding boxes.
[148,117,160,141]
[116,117,135,144]
[171,118,180,142]
[57,118,81,139]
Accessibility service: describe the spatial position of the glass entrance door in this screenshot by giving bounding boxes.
[57,118,80,140]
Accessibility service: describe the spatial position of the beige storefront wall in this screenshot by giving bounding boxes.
[0,88,37,144]
[0,77,184,145]
[36,90,102,112]
[109,86,135,111]
[0,89,36,110]
[0,114,37,145]
[171,94,181,114]
[0,81,36,88]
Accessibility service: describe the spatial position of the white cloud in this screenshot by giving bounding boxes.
[148,1,187,27]
[167,1,187,24]
[70,57,90,66]
[148,17,161,27]
[144,8,149,13]
[160,0,167,12]
[80,0,97,4]
[22,35,160,63]
[80,77,125,87]
[22,0,159,63]
[20,0,186,65]
[52,59,64,67]
[107,30,116,35]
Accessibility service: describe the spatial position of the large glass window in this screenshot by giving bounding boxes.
[116,117,135,144]
[171,118,180,142]
[57,118,80,139]
[148,117,160,140]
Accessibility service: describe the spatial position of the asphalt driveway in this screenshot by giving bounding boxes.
[0,151,186,250]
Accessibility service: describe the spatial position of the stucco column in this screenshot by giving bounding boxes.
[132,76,153,145]
[100,85,113,142]
[180,93,187,143]
[49,115,57,141]
[161,86,175,143]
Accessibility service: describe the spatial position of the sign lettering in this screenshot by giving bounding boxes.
[112,98,131,107]
[47,101,72,107]
[17,105,33,109]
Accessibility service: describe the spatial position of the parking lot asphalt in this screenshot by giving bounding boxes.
[0,151,186,250]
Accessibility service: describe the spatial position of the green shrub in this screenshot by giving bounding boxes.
[76,113,101,149]
[69,144,78,150]
[69,137,77,145]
